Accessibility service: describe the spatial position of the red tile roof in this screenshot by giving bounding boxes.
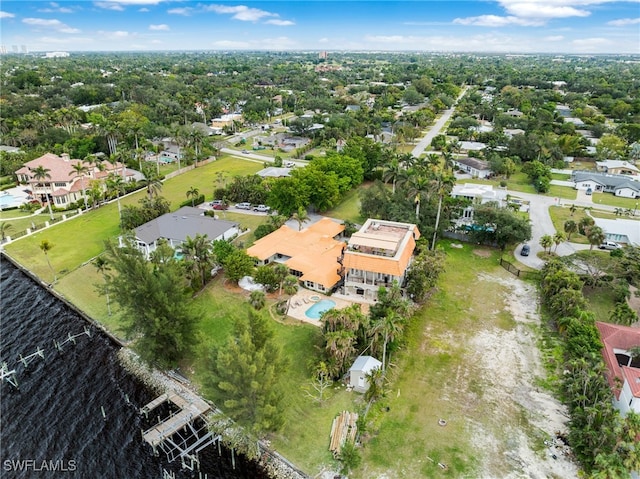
[595,321,640,399]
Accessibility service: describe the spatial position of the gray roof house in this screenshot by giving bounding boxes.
[593,218,640,246]
[572,171,640,199]
[256,167,292,178]
[452,158,492,179]
[348,356,382,393]
[121,206,239,258]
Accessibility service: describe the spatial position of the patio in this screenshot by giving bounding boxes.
[286,290,368,326]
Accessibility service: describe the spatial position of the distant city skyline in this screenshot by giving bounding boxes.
[1,0,639,54]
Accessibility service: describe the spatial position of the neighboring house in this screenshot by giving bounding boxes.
[595,160,640,177]
[459,141,487,152]
[255,167,292,178]
[593,218,640,246]
[343,219,420,301]
[121,206,239,258]
[190,122,220,136]
[452,158,492,179]
[16,152,128,208]
[345,105,361,112]
[451,184,508,224]
[210,113,242,129]
[504,108,523,117]
[503,128,525,139]
[572,171,640,198]
[595,322,640,417]
[247,217,346,293]
[348,356,382,393]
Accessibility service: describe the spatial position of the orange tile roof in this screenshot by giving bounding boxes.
[16,153,124,184]
[595,321,640,399]
[247,217,345,289]
[622,367,640,397]
[344,225,418,276]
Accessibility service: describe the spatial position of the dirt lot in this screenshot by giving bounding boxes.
[468,272,578,478]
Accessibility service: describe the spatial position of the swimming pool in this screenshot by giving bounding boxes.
[0,194,24,209]
[305,299,336,320]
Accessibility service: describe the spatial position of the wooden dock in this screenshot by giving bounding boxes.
[141,392,211,448]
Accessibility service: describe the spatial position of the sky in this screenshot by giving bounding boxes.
[0,0,639,54]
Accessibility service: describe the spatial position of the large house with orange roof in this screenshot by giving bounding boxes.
[595,322,640,417]
[343,219,420,300]
[247,217,346,293]
[15,152,130,208]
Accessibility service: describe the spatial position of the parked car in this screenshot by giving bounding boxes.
[213,203,228,210]
[586,187,593,195]
[253,204,271,213]
[520,244,530,256]
[211,200,223,206]
[284,161,295,168]
[241,150,249,154]
[235,202,251,210]
[599,241,621,250]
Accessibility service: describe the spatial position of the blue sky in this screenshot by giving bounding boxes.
[1,0,639,54]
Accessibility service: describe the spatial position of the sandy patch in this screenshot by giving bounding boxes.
[473,248,493,258]
[467,273,579,478]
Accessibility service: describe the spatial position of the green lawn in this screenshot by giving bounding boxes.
[548,205,590,244]
[3,156,262,282]
[466,171,576,200]
[591,192,640,211]
[324,185,367,224]
[0,211,66,236]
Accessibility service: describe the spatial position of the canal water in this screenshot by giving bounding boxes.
[0,258,269,479]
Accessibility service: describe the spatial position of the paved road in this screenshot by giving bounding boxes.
[411,85,470,158]
[220,148,307,168]
[509,190,616,269]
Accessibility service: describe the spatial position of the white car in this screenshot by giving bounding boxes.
[599,241,621,250]
[284,161,295,168]
[253,204,271,213]
[235,202,251,210]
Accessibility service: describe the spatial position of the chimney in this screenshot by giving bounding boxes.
[61,153,70,161]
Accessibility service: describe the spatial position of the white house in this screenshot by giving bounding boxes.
[572,171,640,198]
[595,322,640,418]
[595,160,640,177]
[348,356,382,393]
[121,206,239,258]
[451,184,508,224]
[593,218,640,246]
[452,158,492,179]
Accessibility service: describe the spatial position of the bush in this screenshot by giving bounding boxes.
[254,223,276,240]
[179,194,205,208]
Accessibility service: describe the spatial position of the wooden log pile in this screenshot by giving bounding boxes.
[329,411,358,457]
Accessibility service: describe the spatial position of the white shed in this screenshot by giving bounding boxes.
[348,356,382,393]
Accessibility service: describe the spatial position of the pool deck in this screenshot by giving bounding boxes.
[0,186,32,210]
[286,290,369,326]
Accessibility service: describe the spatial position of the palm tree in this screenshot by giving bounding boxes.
[186,186,199,207]
[586,226,606,251]
[32,165,54,220]
[188,127,205,166]
[291,206,309,231]
[140,166,163,200]
[569,204,577,216]
[39,239,56,284]
[0,222,13,242]
[383,158,401,194]
[553,231,566,252]
[564,220,578,241]
[539,234,553,253]
[405,175,431,220]
[69,161,90,210]
[430,172,455,250]
[93,256,111,316]
[371,311,404,371]
[180,234,214,289]
[578,216,595,235]
[106,173,126,218]
[249,290,266,310]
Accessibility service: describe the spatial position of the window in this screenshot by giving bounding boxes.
[54,182,67,187]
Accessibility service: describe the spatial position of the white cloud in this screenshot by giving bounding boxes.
[94,2,125,11]
[318,37,330,43]
[502,3,591,19]
[38,3,74,14]
[260,36,297,49]
[543,35,565,41]
[204,4,275,22]
[453,15,544,26]
[149,24,169,31]
[168,7,192,16]
[37,35,95,45]
[101,0,166,4]
[607,17,640,26]
[139,7,150,12]
[211,40,251,48]
[23,17,81,33]
[572,36,612,47]
[0,11,15,18]
[265,19,295,26]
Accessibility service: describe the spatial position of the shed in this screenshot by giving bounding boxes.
[348,356,382,393]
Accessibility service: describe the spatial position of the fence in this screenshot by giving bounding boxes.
[499,258,540,280]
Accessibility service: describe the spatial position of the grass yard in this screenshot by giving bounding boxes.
[591,192,640,211]
[465,171,576,200]
[324,185,367,224]
[583,285,618,323]
[2,156,262,282]
[548,205,591,244]
[0,211,66,236]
